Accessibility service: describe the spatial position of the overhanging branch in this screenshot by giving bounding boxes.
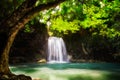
[0,0,37,28]
[0,0,66,32]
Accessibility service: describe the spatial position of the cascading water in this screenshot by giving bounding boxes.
[47,37,69,63]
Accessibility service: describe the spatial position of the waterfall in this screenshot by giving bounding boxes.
[47,37,69,63]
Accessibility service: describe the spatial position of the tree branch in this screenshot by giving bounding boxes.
[0,0,66,32]
[0,0,37,28]
[18,0,66,26]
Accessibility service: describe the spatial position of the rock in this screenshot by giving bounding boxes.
[0,74,32,80]
[1,74,9,80]
[38,59,46,63]
[11,74,32,80]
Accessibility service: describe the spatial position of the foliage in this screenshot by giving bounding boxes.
[38,0,120,38]
[50,17,80,36]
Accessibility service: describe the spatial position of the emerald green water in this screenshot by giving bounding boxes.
[10,63,120,80]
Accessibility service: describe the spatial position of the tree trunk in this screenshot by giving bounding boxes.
[0,0,65,75]
[0,18,26,74]
[0,28,20,74]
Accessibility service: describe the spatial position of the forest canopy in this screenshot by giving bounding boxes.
[36,0,120,38]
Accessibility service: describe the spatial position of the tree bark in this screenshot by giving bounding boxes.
[0,27,20,74]
[0,0,65,75]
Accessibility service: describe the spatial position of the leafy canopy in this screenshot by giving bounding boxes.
[38,0,120,38]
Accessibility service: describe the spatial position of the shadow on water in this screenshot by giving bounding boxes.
[10,63,120,80]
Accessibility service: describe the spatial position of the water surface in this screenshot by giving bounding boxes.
[10,63,120,80]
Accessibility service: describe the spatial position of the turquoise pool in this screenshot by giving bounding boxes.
[10,63,120,80]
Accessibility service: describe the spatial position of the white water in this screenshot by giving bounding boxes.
[47,37,69,63]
